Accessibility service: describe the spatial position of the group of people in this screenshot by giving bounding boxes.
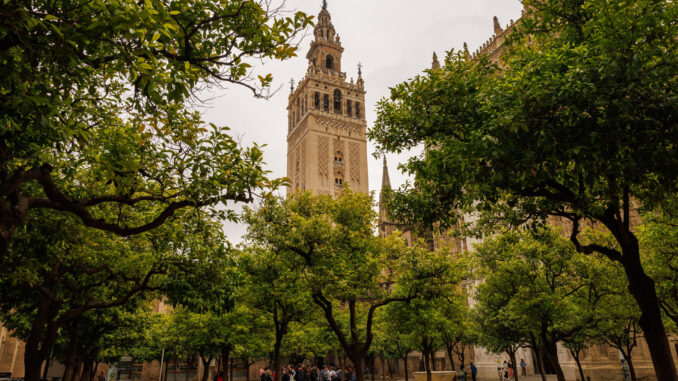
[259,365,358,381]
[455,362,478,381]
[253,358,526,381]
[497,359,528,381]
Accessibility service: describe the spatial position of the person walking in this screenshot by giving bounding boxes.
[470,363,477,381]
[519,360,526,377]
[98,372,106,381]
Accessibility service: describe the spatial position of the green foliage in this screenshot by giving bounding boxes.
[472,228,590,352]
[372,1,678,376]
[243,189,461,381]
[639,199,678,331]
[0,0,313,255]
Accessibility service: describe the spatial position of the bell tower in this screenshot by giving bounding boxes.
[286,1,368,197]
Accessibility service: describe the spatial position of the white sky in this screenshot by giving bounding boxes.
[199,0,524,243]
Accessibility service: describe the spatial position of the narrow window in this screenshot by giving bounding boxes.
[326,55,333,70]
[347,100,352,116]
[355,102,361,118]
[314,92,320,109]
[323,94,329,112]
[333,89,342,114]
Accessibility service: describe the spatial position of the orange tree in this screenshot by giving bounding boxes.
[371,1,678,379]
[0,0,312,255]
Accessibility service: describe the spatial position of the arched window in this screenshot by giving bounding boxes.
[347,100,352,116]
[314,92,320,109]
[333,89,342,114]
[326,55,334,70]
[323,94,329,112]
[335,150,344,164]
[355,102,361,118]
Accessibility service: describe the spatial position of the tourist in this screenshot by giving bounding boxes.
[458,365,467,381]
[519,360,526,377]
[310,367,319,381]
[98,371,106,381]
[470,362,477,381]
[502,361,509,381]
[283,369,290,381]
[262,369,273,381]
[508,365,514,380]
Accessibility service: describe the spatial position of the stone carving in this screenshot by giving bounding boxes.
[349,142,360,188]
[301,139,307,189]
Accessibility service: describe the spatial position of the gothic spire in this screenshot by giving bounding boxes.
[382,156,391,190]
[431,52,441,70]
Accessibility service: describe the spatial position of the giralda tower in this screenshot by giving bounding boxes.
[286,1,368,197]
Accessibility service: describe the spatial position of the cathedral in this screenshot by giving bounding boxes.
[286,1,368,197]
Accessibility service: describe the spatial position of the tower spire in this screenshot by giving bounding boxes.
[322,0,327,10]
[382,156,391,190]
[431,52,441,70]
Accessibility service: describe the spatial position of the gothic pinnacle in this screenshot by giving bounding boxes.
[432,52,441,70]
[493,16,503,34]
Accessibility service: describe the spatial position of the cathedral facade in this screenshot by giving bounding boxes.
[286,2,368,197]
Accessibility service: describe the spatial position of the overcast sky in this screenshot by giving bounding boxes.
[199,0,524,243]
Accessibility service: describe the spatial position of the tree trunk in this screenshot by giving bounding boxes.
[43,355,52,379]
[24,295,58,381]
[387,359,394,381]
[355,357,366,381]
[62,327,79,381]
[445,345,455,372]
[534,345,547,381]
[623,354,637,381]
[507,349,518,381]
[221,347,231,381]
[543,340,564,381]
[79,360,93,381]
[422,346,432,381]
[72,360,84,381]
[201,355,212,381]
[273,330,283,381]
[610,222,678,381]
[403,357,409,381]
[185,356,190,381]
[229,358,234,381]
[569,348,585,381]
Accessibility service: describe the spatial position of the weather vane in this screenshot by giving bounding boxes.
[322,0,327,10]
[290,78,295,92]
[357,62,363,76]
